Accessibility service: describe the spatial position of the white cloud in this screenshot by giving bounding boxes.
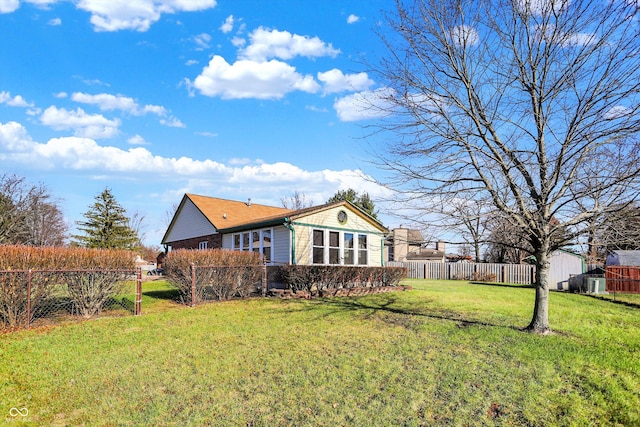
[220,14,233,33]
[193,33,211,50]
[185,59,198,66]
[40,106,120,139]
[191,55,319,99]
[160,117,185,128]
[127,134,148,145]
[231,36,245,48]
[75,0,218,32]
[347,14,359,24]
[0,120,386,199]
[70,93,180,126]
[334,89,395,122]
[317,69,374,95]
[195,131,218,137]
[54,92,68,98]
[240,27,340,61]
[72,92,138,113]
[0,0,57,14]
[604,105,632,120]
[48,17,61,26]
[449,25,479,47]
[514,0,568,16]
[0,91,33,107]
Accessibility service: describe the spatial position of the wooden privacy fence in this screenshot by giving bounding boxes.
[388,261,536,285]
[606,266,640,294]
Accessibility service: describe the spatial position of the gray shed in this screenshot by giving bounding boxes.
[549,250,585,291]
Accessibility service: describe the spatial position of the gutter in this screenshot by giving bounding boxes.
[283,218,296,265]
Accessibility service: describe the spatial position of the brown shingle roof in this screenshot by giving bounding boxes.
[187,194,293,230]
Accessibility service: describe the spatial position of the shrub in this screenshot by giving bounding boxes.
[0,246,136,326]
[164,249,263,304]
[278,265,407,295]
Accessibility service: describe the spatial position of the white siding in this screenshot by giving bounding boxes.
[165,199,217,242]
[222,233,233,249]
[272,226,291,264]
[549,251,584,291]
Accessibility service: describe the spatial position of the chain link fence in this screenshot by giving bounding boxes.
[0,268,142,331]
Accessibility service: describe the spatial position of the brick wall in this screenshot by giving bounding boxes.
[169,234,223,250]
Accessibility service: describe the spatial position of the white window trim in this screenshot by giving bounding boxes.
[310,229,370,266]
[231,228,274,264]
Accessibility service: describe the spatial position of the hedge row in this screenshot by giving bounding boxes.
[275,265,407,295]
[163,249,263,304]
[0,246,137,328]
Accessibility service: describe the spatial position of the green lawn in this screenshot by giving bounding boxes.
[1,279,639,426]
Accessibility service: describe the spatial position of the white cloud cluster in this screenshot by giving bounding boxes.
[76,0,218,32]
[70,92,183,126]
[0,0,57,14]
[1,0,217,30]
[0,120,384,197]
[192,56,319,99]
[220,15,234,33]
[334,89,395,122]
[239,27,340,61]
[0,91,32,107]
[347,14,359,24]
[40,106,121,139]
[190,26,379,109]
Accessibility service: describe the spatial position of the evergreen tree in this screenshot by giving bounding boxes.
[327,189,378,219]
[73,188,139,249]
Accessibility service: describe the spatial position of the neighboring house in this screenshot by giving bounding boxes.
[162,194,388,266]
[386,227,447,262]
[606,250,640,266]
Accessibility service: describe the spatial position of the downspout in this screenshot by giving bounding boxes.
[283,218,296,265]
[381,236,386,267]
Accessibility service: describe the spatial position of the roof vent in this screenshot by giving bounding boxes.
[223,213,227,219]
[247,198,252,207]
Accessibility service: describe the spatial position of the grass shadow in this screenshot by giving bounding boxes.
[144,288,181,301]
[287,291,517,331]
[470,281,535,289]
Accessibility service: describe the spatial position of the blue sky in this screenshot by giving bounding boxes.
[0,0,396,246]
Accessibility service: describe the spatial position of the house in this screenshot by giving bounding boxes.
[161,194,388,266]
[386,227,447,262]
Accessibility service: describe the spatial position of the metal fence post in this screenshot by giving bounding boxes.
[262,256,267,297]
[191,263,196,307]
[135,267,142,316]
[26,269,32,329]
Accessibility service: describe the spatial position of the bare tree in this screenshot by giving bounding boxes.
[281,191,314,210]
[372,0,640,333]
[0,173,67,246]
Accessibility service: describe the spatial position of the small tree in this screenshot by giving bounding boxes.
[327,189,378,219]
[281,191,314,210]
[73,188,139,249]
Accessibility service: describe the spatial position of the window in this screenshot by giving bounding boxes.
[252,231,260,253]
[344,233,354,265]
[312,229,324,264]
[358,235,368,265]
[233,229,274,262]
[312,230,370,265]
[262,229,272,262]
[199,241,208,250]
[329,231,340,264]
[242,232,250,251]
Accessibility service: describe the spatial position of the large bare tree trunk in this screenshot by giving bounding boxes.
[528,249,551,333]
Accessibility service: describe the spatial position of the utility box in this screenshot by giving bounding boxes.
[587,277,607,294]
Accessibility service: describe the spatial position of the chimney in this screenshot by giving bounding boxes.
[393,228,409,262]
[436,240,446,252]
